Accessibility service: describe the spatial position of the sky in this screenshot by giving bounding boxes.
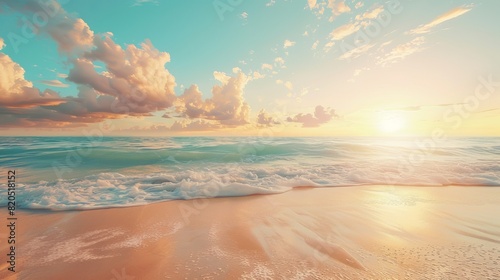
[0,0,499,136]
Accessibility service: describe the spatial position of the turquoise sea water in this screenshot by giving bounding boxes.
[1,137,499,210]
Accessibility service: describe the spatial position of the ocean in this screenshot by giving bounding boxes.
[1,137,499,210]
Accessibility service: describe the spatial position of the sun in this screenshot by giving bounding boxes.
[377,112,406,133]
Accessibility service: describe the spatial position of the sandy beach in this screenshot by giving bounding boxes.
[1,185,500,279]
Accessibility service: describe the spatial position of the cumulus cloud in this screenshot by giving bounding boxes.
[1,1,94,53]
[176,71,250,126]
[257,109,280,126]
[0,43,65,108]
[1,0,256,131]
[0,0,177,128]
[287,105,338,127]
[410,6,472,35]
[68,34,177,113]
[175,85,206,119]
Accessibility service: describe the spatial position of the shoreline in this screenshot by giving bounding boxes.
[9,184,500,212]
[1,185,500,279]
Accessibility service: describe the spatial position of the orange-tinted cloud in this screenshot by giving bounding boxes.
[176,71,250,126]
[410,6,472,35]
[257,109,281,126]
[287,105,338,127]
[68,34,177,114]
[0,39,65,108]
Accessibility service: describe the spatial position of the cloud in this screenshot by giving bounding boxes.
[353,67,369,77]
[40,79,69,88]
[1,1,94,53]
[287,105,338,127]
[325,5,385,52]
[266,0,276,7]
[257,109,281,126]
[261,63,273,70]
[308,0,317,10]
[283,39,296,49]
[1,0,178,128]
[0,44,65,108]
[68,34,177,114]
[0,107,86,128]
[410,6,472,35]
[385,103,466,112]
[377,37,426,65]
[327,0,351,20]
[0,38,4,50]
[311,40,319,50]
[274,56,285,68]
[51,18,95,53]
[355,5,384,21]
[339,43,374,60]
[176,71,251,126]
[330,22,360,40]
[169,119,222,131]
[175,85,206,119]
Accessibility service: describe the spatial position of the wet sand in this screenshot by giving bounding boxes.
[1,186,500,279]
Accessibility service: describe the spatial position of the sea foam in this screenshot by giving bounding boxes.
[0,137,499,210]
